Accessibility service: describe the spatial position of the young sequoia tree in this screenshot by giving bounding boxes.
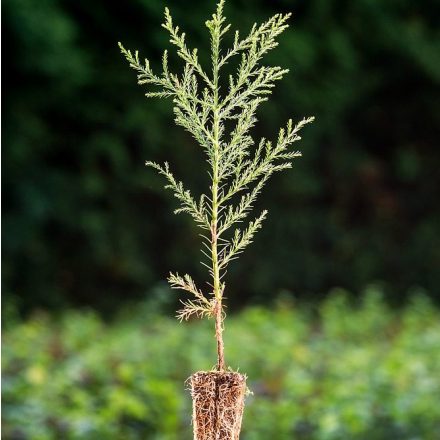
[119,1,313,438]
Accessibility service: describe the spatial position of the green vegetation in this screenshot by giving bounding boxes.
[3,288,439,439]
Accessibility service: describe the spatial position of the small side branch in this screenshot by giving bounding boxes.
[168,272,215,321]
[146,161,210,230]
[219,210,268,269]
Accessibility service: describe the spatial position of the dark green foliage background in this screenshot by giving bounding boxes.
[3,0,440,313]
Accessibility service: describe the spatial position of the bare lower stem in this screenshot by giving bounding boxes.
[215,300,225,371]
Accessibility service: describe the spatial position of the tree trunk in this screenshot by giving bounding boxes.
[190,371,247,440]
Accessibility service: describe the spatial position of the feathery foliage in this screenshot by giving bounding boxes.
[119,0,313,368]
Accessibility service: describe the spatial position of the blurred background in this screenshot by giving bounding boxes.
[2,0,440,438]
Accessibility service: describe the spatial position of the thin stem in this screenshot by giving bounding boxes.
[211,17,226,372]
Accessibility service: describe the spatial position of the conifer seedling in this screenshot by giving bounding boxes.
[119,1,313,437]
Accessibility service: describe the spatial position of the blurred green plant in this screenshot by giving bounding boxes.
[2,288,440,439]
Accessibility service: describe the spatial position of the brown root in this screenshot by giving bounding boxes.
[189,371,247,440]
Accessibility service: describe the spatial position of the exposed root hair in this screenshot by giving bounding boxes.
[189,371,247,440]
